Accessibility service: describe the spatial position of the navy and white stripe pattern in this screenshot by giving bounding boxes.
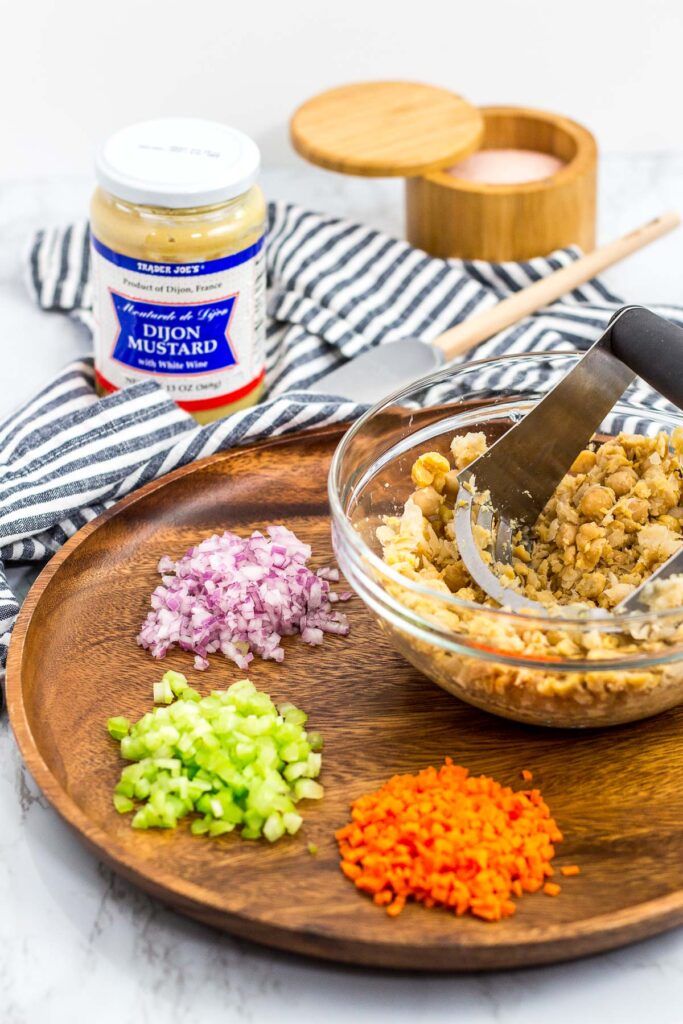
[5,199,682,684]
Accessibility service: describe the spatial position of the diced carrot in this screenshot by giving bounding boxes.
[560,865,581,877]
[336,758,567,923]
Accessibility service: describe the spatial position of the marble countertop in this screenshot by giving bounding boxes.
[2,160,683,1023]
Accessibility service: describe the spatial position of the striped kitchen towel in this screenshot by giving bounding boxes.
[3,199,682,686]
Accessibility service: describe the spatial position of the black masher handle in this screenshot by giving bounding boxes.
[609,306,683,410]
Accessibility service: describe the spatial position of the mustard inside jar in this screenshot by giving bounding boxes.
[90,118,267,423]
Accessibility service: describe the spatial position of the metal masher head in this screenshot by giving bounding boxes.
[454,306,683,615]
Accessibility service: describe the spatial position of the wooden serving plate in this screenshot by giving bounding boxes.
[7,426,683,970]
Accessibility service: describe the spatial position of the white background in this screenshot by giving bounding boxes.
[4,0,683,182]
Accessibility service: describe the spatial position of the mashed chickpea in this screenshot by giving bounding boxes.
[381,429,683,613]
[375,429,683,723]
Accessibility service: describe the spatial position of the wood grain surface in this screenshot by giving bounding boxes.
[290,81,483,178]
[7,425,683,970]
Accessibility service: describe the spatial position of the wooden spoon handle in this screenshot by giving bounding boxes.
[433,211,681,361]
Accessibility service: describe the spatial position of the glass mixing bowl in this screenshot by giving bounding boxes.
[329,351,683,728]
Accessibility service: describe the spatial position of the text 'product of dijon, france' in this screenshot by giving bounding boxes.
[90,118,267,423]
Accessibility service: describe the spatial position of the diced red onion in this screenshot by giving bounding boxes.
[138,526,350,670]
[316,567,339,582]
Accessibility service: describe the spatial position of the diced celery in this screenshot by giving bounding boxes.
[199,732,220,751]
[157,725,180,746]
[164,795,187,819]
[234,741,257,765]
[212,711,238,736]
[150,788,168,815]
[120,736,145,761]
[229,679,257,698]
[163,670,189,696]
[244,809,265,832]
[241,713,277,737]
[177,733,194,755]
[282,812,303,835]
[228,778,248,800]
[247,783,279,818]
[113,793,134,814]
[283,708,308,727]
[107,716,130,741]
[307,731,323,752]
[254,736,279,768]
[208,820,235,837]
[272,794,296,814]
[153,679,174,705]
[144,732,164,752]
[134,778,151,800]
[109,676,322,842]
[240,828,261,840]
[284,762,308,782]
[169,776,189,800]
[115,778,135,799]
[248,693,276,716]
[200,695,221,712]
[196,793,214,816]
[193,750,213,772]
[280,742,303,763]
[294,779,324,801]
[263,813,285,843]
[276,722,302,744]
[206,751,234,779]
[222,803,244,825]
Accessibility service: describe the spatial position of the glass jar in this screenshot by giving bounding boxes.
[90,118,267,423]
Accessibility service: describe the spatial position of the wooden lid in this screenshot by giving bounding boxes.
[290,81,484,178]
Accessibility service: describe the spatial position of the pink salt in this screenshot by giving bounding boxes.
[448,148,565,185]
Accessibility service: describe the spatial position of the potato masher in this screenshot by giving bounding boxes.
[454,306,683,615]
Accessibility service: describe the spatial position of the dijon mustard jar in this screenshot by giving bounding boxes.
[90,118,267,423]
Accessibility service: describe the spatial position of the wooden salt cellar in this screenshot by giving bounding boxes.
[290,83,598,261]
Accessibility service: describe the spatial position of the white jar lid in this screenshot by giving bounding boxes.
[95,118,260,209]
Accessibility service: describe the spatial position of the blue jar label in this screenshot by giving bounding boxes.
[91,233,266,411]
[110,291,238,375]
